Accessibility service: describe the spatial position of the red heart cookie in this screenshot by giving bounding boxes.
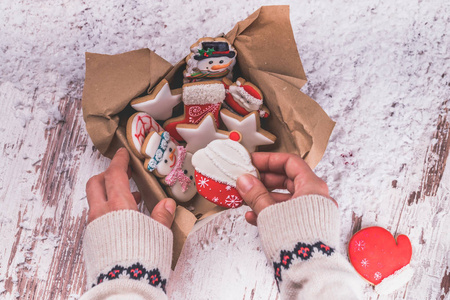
[348,226,414,294]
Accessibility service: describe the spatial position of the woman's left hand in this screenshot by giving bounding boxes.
[85,148,176,228]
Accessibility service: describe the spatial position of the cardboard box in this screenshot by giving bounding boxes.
[82,5,335,268]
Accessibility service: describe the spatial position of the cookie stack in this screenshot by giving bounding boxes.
[126,37,276,208]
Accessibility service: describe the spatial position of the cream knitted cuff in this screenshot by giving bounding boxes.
[257,195,340,262]
[83,210,173,289]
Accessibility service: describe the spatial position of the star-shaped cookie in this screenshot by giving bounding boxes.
[220,109,276,152]
[176,113,230,153]
[131,79,181,120]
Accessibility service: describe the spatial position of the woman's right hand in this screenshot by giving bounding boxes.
[236,152,335,226]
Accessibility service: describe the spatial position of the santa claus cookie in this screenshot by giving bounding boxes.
[223,77,269,118]
[126,112,165,160]
[184,37,236,83]
[163,81,225,141]
[141,131,196,202]
[191,133,258,209]
[348,226,414,295]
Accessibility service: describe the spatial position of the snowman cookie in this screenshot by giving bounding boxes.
[184,37,236,83]
[223,77,269,118]
[191,132,258,208]
[142,131,197,202]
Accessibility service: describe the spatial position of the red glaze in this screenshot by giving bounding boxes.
[229,131,241,142]
[348,226,412,285]
[194,171,243,208]
[164,103,221,141]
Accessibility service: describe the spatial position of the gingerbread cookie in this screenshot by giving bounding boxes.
[191,133,258,209]
[223,77,269,118]
[348,226,414,295]
[131,79,182,121]
[163,81,225,141]
[141,131,196,202]
[220,109,276,152]
[176,113,230,153]
[126,112,164,159]
[184,37,236,83]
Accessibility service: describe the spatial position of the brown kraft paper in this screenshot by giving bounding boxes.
[81,5,335,267]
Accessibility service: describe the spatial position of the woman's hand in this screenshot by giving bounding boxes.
[236,152,335,226]
[85,148,176,227]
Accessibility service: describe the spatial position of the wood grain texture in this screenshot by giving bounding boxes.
[409,101,449,205]
[0,85,449,299]
[169,107,450,300]
[0,83,100,299]
[0,0,449,298]
[0,83,449,299]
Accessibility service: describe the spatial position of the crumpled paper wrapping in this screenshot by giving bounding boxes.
[82,5,335,267]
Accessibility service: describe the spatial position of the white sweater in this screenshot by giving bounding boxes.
[80,195,363,299]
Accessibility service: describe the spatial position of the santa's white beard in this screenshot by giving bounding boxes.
[229,87,260,112]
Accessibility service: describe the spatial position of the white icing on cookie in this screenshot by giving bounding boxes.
[176,114,229,153]
[166,152,197,202]
[192,139,257,187]
[131,80,181,120]
[220,109,276,152]
[196,56,234,74]
[142,132,196,202]
[228,85,261,112]
[129,112,163,156]
[155,140,179,176]
[182,82,225,105]
[185,38,237,82]
[142,132,178,176]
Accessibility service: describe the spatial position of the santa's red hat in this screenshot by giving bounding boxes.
[224,78,269,118]
[235,79,263,106]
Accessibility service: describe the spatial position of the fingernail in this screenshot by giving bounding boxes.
[164,199,176,215]
[237,174,254,194]
[116,147,125,154]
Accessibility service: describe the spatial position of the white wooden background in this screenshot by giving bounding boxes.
[1,1,449,300]
[1,71,449,300]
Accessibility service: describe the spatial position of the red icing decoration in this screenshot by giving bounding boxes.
[242,84,261,100]
[224,91,250,116]
[223,80,263,117]
[348,226,412,285]
[229,131,241,142]
[164,103,221,141]
[259,110,269,118]
[194,171,243,208]
[134,114,163,144]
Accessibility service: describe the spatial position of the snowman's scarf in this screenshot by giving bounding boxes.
[165,146,191,192]
[186,68,229,80]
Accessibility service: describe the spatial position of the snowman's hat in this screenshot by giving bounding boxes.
[143,131,171,172]
[194,41,236,60]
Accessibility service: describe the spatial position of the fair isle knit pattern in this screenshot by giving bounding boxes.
[257,195,364,299]
[92,263,167,294]
[82,210,173,298]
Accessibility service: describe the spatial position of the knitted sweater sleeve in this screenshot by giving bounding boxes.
[80,210,172,300]
[257,195,364,299]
